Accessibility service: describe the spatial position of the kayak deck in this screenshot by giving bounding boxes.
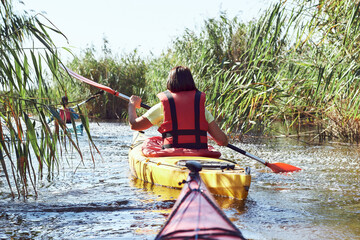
[155,161,245,239]
[66,123,83,135]
[128,132,251,200]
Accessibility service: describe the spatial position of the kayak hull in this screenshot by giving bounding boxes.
[128,132,251,200]
[155,161,246,239]
[66,123,84,135]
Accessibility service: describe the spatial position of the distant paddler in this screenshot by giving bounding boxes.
[59,96,80,124]
[50,91,104,124]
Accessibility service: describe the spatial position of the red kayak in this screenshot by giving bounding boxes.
[155,161,246,240]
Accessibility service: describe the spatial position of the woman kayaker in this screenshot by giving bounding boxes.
[59,96,79,123]
[128,66,228,152]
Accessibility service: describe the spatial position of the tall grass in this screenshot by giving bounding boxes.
[0,1,95,198]
[5,0,359,199]
[146,4,299,133]
[64,45,148,119]
[143,0,360,142]
[64,0,360,142]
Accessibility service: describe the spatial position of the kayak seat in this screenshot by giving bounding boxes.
[185,161,203,173]
[177,160,235,170]
[142,136,221,158]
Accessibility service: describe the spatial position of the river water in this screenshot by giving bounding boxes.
[1,122,359,239]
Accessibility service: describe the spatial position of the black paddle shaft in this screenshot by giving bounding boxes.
[227,143,267,165]
[227,143,246,155]
[140,103,151,110]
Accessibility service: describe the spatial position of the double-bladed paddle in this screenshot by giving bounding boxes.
[227,143,301,173]
[60,64,301,173]
[46,90,104,124]
[73,90,104,108]
[60,64,151,110]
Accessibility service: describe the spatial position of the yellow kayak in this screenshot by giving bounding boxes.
[128,132,251,200]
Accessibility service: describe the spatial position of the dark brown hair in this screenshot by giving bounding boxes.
[61,96,68,107]
[166,66,197,92]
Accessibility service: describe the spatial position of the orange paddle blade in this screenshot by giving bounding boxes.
[266,162,302,173]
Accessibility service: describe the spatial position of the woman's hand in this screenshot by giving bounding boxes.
[129,95,142,109]
[128,95,153,131]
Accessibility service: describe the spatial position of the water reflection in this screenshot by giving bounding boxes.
[0,122,359,239]
[129,177,247,214]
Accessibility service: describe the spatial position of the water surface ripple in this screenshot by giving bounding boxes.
[1,122,359,239]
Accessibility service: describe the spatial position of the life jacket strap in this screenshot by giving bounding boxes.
[162,130,207,138]
[162,90,207,149]
[162,143,208,149]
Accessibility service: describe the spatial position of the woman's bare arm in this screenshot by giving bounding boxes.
[128,95,153,131]
[208,121,228,146]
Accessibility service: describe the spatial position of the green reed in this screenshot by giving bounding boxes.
[143,0,360,142]
[65,45,148,119]
[63,0,360,142]
[0,1,96,198]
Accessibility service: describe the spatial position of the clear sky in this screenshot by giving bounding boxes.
[18,0,277,60]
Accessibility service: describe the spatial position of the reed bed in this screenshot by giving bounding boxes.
[64,48,148,119]
[0,1,96,198]
[142,0,360,142]
[3,0,359,197]
[68,1,360,143]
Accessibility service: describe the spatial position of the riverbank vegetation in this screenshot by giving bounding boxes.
[0,0,96,198]
[67,0,360,142]
[1,0,360,198]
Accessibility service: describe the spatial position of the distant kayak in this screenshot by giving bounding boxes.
[155,161,246,240]
[49,122,84,136]
[66,123,84,135]
[128,132,251,200]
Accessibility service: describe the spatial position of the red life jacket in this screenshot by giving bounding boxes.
[59,108,72,123]
[157,90,209,149]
